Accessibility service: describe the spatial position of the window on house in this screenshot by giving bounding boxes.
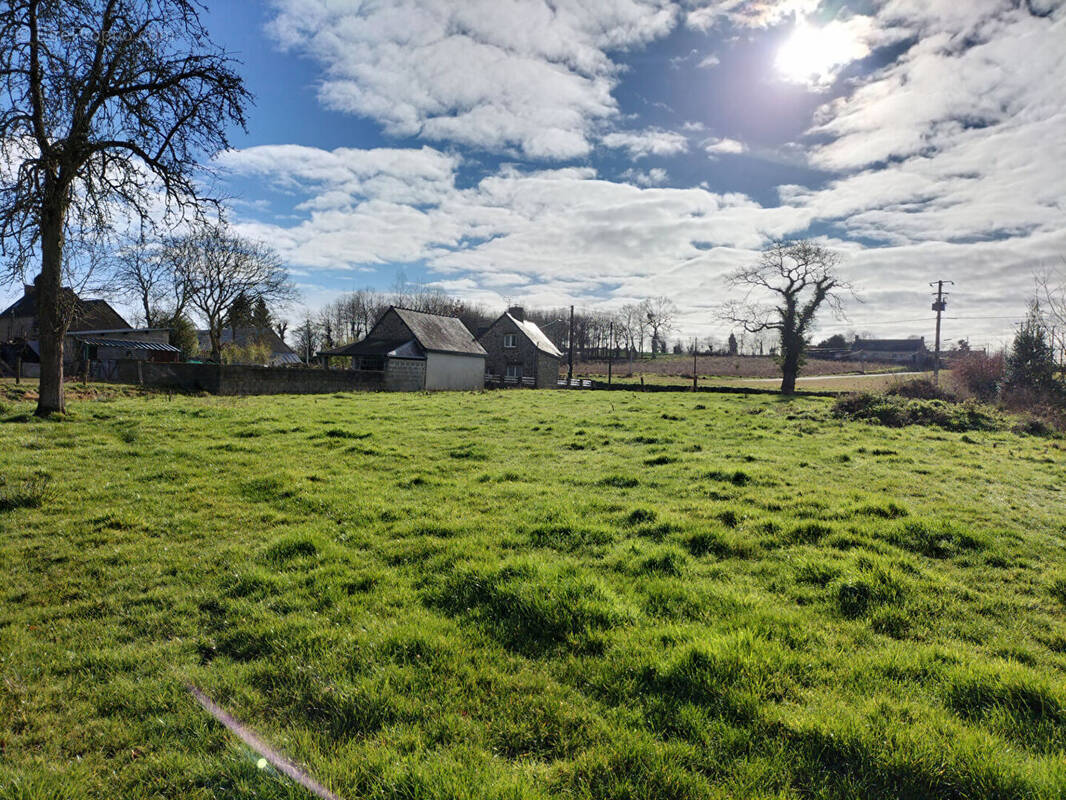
[505,364,522,378]
[503,333,518,348]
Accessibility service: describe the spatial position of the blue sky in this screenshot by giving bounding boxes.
[8,1,1065,348]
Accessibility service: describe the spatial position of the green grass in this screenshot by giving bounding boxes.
[2,386,1066,798]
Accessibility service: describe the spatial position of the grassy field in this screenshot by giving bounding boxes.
[2,384,1066,799]
[573,354,905,385]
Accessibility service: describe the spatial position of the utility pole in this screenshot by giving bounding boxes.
[566,304,574,384]
[607,320,613,386]
[692,337,698,392]
[930,280,954,385]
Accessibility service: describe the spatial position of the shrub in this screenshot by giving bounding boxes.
[952,351,1004,400]
[887,378,955,401]
[832,393,1001,432]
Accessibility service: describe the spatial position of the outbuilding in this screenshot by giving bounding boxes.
[318,306,487,391]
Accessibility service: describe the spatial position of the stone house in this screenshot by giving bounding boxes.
[850,337,932,367]
[0,283,176,377]
[0,283,130,341]
[318,306,487,391]
[478,306,563,388]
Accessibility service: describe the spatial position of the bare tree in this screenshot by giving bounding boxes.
[1035,261,1066,368]
[113,233,191,327]
[293,316,319,365]
[0,0,249,415]
[179,224,294,361]
[642,296,677,357]
[721,240,853,394]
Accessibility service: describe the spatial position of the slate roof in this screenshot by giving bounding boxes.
[0,284,131,332]
[196,327,296,357]
[851,338,927,352]
[505,313,563,358]
[390,307,486,356]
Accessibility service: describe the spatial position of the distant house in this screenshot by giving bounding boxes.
[0,283,130,341]
[0,283,177,377]
[318,306,486,391]
[196,327,301,366]
[478,306,562,388]
[851,337,931,367]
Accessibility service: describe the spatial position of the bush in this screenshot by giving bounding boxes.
[832,393,1001,432]
[952,352,1004,400]
[887,378,955,401]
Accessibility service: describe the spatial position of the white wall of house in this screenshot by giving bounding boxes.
[425,352,485,390]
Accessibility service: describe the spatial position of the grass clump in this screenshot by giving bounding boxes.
[884,519,989,559]
[0,473,52,511]
[598,474,639,488]
[835,564,908,619]
[427,560,633,654]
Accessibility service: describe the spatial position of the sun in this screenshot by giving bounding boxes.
[775,19,869,86]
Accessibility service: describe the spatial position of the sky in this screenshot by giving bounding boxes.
[7,0,1066,349]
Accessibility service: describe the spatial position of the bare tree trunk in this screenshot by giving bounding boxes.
[209,321,222,362]
[780,347,800,394]
[36,197,68,417]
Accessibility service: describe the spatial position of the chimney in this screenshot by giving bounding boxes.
[507,305,525,321]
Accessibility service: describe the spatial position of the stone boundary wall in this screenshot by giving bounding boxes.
[104,360,386,395]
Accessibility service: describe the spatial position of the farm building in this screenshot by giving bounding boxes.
[478,306,562,388]
[851,337,932,367]
[0,283,178,378]
[318,306,487,391]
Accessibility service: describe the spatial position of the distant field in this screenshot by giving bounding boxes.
[2,387,1066,798]
[574,353,905,382]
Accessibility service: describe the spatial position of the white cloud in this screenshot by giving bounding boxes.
[601,127,689,158]
[684,0,819,32]
[268,0,678,159]
[620,167,670,185]
[697,52,720,68]
[704,137,747,155]
[203,1,1066,346]
[788,1,1066,249]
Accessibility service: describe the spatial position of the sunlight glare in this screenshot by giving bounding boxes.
[775,19,869,86]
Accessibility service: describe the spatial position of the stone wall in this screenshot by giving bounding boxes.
[371,309,413,342]
[536,350,562,388]
[103,360,387,395]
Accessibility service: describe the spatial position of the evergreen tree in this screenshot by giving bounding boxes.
[226,291,255,335]
[1004,303,1057,394]
[155,311,200,360]
[251,297,273,336]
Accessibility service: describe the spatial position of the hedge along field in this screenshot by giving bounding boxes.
[1,387,1066,799]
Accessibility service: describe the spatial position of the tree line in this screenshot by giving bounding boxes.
[292,291,686,366]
